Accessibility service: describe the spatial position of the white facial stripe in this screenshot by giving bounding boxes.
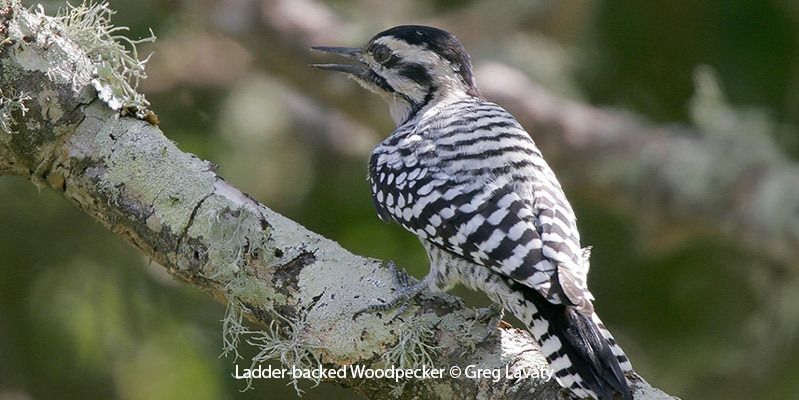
[370,38,426,95]
[374,37,442,66]
[372,36,470,99]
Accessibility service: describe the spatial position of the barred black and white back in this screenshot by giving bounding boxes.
[371,95,633,399]
[313,25,634,399]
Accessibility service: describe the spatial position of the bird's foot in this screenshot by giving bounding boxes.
[473,303,505,342]
[354,261,424,322]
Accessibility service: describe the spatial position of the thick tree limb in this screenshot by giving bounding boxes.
[0,3,676,399]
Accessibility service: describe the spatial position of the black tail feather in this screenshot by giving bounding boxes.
[559,306,631,399]
[514,282,633,400]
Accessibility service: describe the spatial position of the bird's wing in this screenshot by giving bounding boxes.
[369,101,592,309]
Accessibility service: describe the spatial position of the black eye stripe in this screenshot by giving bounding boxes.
[367,42,430,84]
[399,63,432,86]
[368,70,395,93]
[383,54,401,68]
[368,26,478,94]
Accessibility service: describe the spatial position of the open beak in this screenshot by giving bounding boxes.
[310,46,367,76]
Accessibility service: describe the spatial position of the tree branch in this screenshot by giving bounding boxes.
[0,2,675,399]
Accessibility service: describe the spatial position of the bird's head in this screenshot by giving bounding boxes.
[312,25,480,125]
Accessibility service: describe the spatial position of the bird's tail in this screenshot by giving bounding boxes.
[517,287,633,400]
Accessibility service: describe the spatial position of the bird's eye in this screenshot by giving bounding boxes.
[372,46,392,65]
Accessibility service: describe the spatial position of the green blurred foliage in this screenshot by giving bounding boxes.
[583,0,799,155]
[2,0,799,399]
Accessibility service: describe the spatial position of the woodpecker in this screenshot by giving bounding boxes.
[312,25,634,400]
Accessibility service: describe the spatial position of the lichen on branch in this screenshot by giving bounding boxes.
[1,0,155,118]
[0,88,29,133]
[54,1,155,117]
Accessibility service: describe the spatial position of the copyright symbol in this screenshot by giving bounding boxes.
[449,366,461,378]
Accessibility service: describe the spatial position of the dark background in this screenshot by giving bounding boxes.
[1,0,798,399]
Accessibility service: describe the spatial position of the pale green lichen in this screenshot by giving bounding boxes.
[0,88,30,134]
[374,314,440,397]
[35,88,64,122]
[41,1,155,117]
[225,272,274,306]
[245,312,324,395]
[199,207,271,353]
[206,204,304,392]
[388,382,406,398]
[200,205,274,308]
[203,206,263,278]
[217,271,277,363]
[219,297,325,395]
[220,298,248,361]
[453,310,483,355]
[381,314,439,370]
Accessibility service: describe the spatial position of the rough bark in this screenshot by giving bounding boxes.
[0,2,676,399]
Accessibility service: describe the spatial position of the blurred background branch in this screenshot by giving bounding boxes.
[2,0,798,399]
[208,0,799,267]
